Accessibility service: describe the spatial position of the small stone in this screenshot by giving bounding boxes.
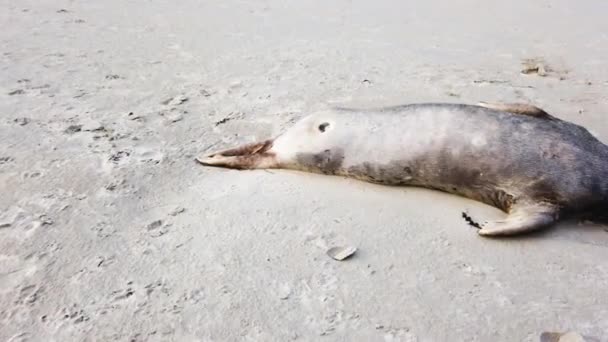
[327,246,357,261]
[277,284,291,300]
[146,220,163,231]
[105,74,120,80]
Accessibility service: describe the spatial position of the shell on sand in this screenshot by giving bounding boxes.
[327,246,357,261]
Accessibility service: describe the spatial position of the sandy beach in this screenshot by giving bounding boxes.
[1,0,608,340]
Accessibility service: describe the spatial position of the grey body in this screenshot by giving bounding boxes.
[198,102,608,236]
[321,104,608,212]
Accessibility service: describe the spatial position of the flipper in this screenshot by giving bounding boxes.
[477,201,559,237]
[477,101,553,119]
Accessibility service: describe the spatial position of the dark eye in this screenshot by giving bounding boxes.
[318,122,330,132]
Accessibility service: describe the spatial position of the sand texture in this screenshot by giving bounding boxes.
[1,0,608,341]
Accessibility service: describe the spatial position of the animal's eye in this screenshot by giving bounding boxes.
[318,122,330,132]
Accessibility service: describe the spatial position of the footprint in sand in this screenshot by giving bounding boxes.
[0,254,39,291]
[0,206,44,240]
[133,146,164,165]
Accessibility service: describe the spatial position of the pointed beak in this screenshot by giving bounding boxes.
[196,139,276,169]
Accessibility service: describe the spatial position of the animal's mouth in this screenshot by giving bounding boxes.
[196,139,275,169]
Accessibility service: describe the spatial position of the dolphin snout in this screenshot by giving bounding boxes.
[195,139,277,169]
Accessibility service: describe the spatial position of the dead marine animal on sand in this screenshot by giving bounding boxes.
[197,101,608,237]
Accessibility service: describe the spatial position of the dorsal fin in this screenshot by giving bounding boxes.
[477,101,553,119]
